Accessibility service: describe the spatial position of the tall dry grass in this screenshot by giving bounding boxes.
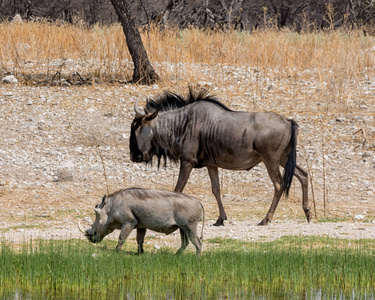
[1,21,374,82]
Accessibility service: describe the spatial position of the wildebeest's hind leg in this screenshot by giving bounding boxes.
[207,166,227,226]
[295,165,312,222]
[176,228,189,255]
[136,228,147,254]
[258,162,284,226]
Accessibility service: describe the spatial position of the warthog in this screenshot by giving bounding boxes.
[79,188,204,256]
[130,87,312,226]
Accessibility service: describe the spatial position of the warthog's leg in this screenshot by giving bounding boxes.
[176,226,202,257]
[187,225,202,258]
[116,223,135,251]
[176,228,189,255]
[207,166,227,226]
[259,163,283,226]
[136,228,147,254]
[295,164,312,222]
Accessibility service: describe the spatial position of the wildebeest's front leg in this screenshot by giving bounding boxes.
[136,228,147,254]
[295,164,312,222]
[116,223,135,251]
[174,161,193,193]
[207,166,227,226]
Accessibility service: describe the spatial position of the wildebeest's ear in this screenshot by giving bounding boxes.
[144,110,158,121]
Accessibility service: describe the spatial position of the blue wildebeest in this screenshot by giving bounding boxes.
[129,87,312,226]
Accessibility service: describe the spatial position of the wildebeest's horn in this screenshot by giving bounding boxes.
[134,99,145,118]
[78,221,86,234]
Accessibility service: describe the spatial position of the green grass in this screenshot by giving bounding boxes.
[1,237,374,299]
[316,217,353,223]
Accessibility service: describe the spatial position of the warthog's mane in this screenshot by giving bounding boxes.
[106,188,183,201]
[144,86,232,113]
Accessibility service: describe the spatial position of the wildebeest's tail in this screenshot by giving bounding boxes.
[283,120,298,197]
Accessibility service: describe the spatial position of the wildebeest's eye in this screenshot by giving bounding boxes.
[131,118,142,130]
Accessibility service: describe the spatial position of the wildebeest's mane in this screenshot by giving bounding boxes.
[144,87,232,113]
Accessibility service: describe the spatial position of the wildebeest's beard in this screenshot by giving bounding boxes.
[151,145,167,168]
[135,141,167,168]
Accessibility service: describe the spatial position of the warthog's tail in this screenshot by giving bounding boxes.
[199,202,205,241]
[283,119,298,197]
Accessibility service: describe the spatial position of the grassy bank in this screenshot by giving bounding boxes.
[1,237,374,299]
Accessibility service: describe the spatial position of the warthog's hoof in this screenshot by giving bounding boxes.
[213,217,227,226]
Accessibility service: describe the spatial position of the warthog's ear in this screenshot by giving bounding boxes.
[103,195,110,206]
[102,194,109,204]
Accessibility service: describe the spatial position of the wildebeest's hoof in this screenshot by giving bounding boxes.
[306,211,312,223]
[213,217,226,226]
[257,219,270,226]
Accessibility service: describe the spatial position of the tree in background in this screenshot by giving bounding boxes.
[110,0,159,85]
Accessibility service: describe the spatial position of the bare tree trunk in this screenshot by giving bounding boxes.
[110,0,159,85]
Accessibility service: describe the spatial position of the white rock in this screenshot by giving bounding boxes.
[11,14,22,23]
[2,75,18,84]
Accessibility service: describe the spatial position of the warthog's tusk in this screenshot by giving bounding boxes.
[78,221,86,234]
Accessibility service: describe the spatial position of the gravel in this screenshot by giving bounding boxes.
[0,60,374,248]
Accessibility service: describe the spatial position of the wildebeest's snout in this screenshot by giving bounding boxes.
[131,153,143,163]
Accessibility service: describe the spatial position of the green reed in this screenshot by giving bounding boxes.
[0,237,374,299]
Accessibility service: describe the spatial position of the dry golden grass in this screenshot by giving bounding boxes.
[1,21,374,117]
[1,21,374,82]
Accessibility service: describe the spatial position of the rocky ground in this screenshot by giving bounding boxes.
[0,60,374,251]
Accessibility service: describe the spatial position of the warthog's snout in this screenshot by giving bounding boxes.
[78,221,97,243]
